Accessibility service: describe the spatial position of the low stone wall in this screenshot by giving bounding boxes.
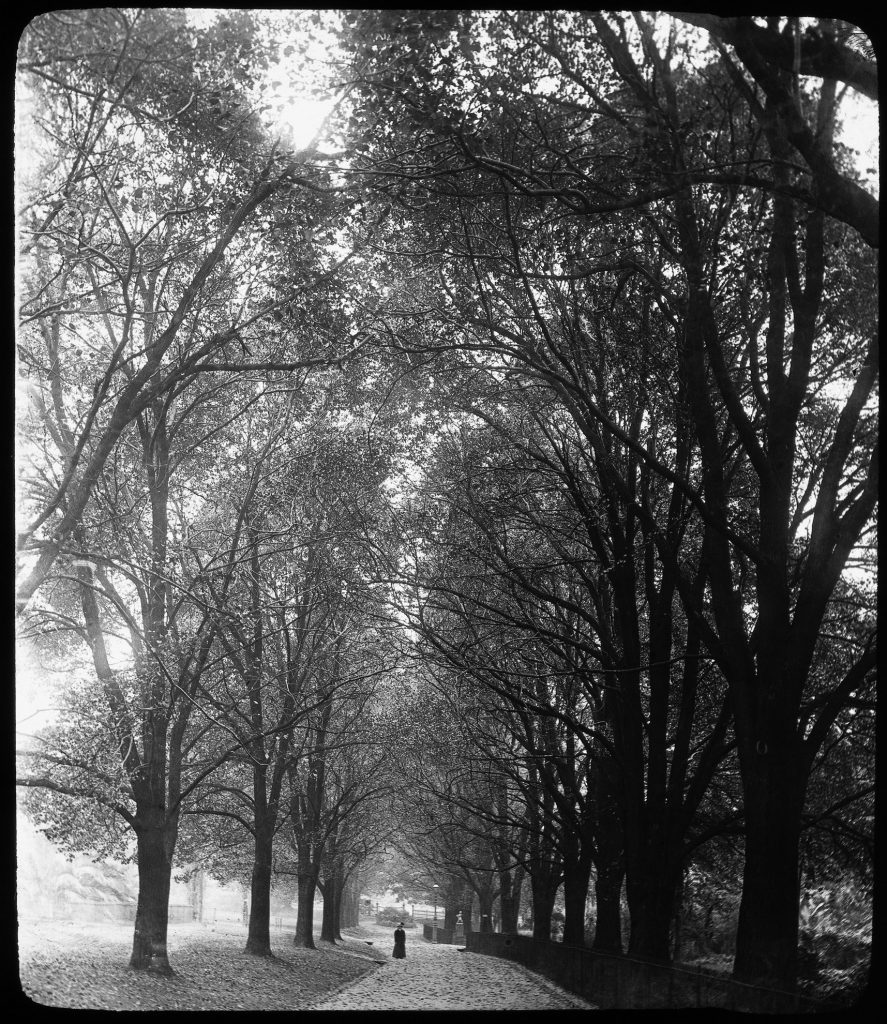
[465,932,836,1012]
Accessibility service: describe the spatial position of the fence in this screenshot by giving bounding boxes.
[410,911,445,925]
[466,932,841,1013]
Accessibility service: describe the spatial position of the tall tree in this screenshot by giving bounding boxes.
[340,10,877,985]
[17,380,255,971]
[16,9,371,611]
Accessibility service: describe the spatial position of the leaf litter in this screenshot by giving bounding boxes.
[18,919,387,1010]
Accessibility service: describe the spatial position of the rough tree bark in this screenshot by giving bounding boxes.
[591,857,624,955]
[130,811,177,974]
[498,867,521,933]
[560,826,593,946]
[245,824,274,955]
[590,757,625,954]
[319,879,337,942]
[294,870,319,949]
[477,891,495,933]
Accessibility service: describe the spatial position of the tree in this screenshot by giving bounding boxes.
[583,14,877,985]
[317,747,395,942]
[339,10,877,985]
[17,382,252,972]
[16,8,400,972]
[180,397,327,957]
[375,334,735,957]
[671,15,878,244]
[16,9,373,612]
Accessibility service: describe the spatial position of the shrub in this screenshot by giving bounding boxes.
[813,960,870,1005]
[375,905,413,927]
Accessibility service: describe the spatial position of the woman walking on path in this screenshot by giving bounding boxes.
[392,923,406,959]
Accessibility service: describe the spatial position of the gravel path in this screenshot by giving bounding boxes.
[310,922,595,1011]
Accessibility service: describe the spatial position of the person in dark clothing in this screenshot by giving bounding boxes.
[392,922,406,958]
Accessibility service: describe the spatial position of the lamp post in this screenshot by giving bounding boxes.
[432,884,439,942]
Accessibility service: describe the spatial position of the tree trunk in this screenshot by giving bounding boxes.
[340,875,357,929]
[294,873,317,949]
[592,857,624,954]
[625,810,681,961]
[190,869,204,923]
[627,869,678,961]
[461,897,474,934]
[319,876,337,942]
[130,815,175,974]
[733,754,804,988]
[478,891,495,933]
[444,898,457,931]
[444,878,463,931]
[346,875,360,929]
[332,861,346,940]
[499,874,519,934]
[245,829,273,955]
[505,866,524,932]
[561,837,593,946]
[530,872,558,941]
[591,771,625,954]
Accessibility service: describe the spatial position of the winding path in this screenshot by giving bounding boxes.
[311,922,595,1011]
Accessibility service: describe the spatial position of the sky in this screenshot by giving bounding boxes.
[840,94,879,192]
